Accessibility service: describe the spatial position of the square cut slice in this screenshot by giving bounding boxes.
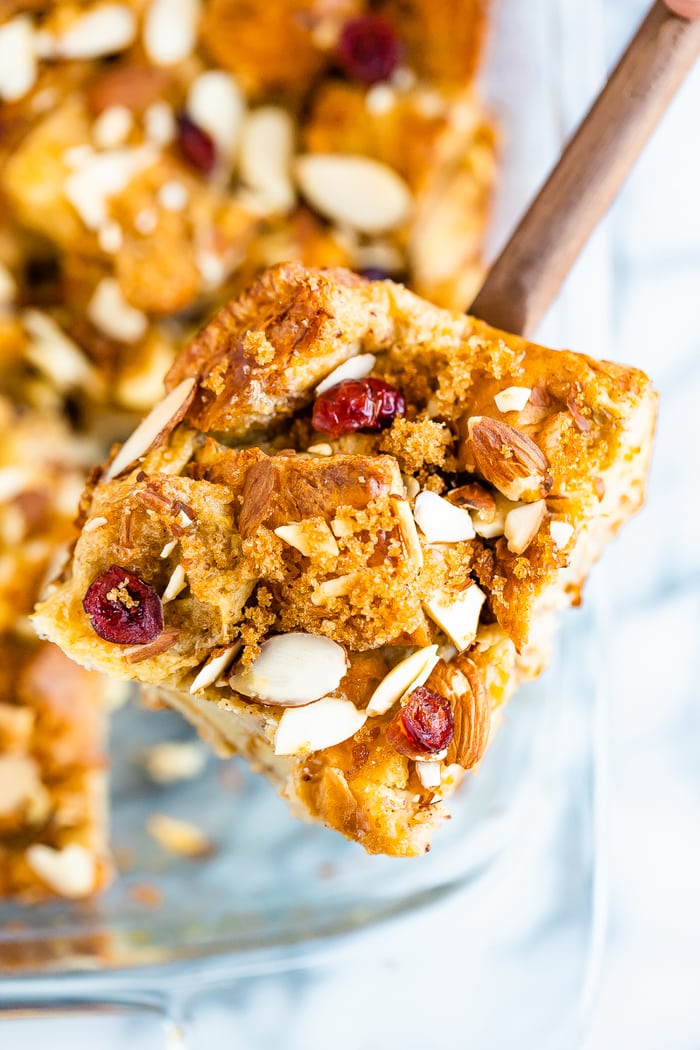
[34,264,657,857]
[0,399,112,899]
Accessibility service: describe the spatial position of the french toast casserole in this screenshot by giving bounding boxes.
[34,265,657,856]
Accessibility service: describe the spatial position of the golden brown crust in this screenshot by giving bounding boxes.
[167,263,381,437]
[34,266,657,857]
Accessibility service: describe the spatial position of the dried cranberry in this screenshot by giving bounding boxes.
[176,113,216,173]
[336,15,401,84]
[387,686,454,756]
[83,565,163,645]
[312,378,405,437]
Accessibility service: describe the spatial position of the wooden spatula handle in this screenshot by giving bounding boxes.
[468,1,700,338]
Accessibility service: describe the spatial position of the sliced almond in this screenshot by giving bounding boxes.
[160,538,178,558]
[176,508,194,529]
[88,277,148,344]
[46,3,136,59]
[367,645,439,716]
[504,499,546,555]
[311,572,358,604]
[413,490,475,543]
[190,643,241,693]
[415,760,442,790]
[274,521,339,558]
[295,154,412,235]
[125,627,180,664]
[23,309,101,395]
[147,813,212,857]
[84,516,108,533]
[0,466,32,502]
[494,386,532,413]
[229,632,347,707]
[274,698,366,756]
[315,354,377,395]
[467,416,552,502]
[25,843,97,899]
[104,377,195,480]
[402,474,421,500]
[239,107,296,214]
[307,443,333,456]
[93,104,133,149]
[64,145,157,231]
[392,496,424,568]
[162,563,187,603]
[0,17,37,103]
[143,0,199,65]
[143,741,206,783]
[187,70,245,159]
[423,584,485,652]
[550,519,575,549]
[144,100,176,145]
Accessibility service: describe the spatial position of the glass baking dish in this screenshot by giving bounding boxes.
[0,0,611,1042]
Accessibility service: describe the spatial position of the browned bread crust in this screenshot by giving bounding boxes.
[34,265,656,856]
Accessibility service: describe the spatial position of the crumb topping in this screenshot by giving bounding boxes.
[31,265,657,859]
[106,580,139,610]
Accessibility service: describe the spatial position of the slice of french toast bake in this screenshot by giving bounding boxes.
[34,264,656,856]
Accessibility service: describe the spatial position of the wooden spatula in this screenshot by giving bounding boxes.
[469,0,700,338]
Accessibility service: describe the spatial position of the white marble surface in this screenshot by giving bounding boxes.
[5,2,700,1047]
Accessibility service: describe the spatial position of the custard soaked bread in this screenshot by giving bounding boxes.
[0,400,111,899]
[34,265,656,856]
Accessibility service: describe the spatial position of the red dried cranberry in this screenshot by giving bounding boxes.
[387,686,454,756]
[176,113,216,173]
[83,565,163,645]
[336,15,401,84]
[312,378,405,437]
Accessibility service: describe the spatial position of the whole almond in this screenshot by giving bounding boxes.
[466,416,552,502]
[430,658,490,770]
[88,65,174,116]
